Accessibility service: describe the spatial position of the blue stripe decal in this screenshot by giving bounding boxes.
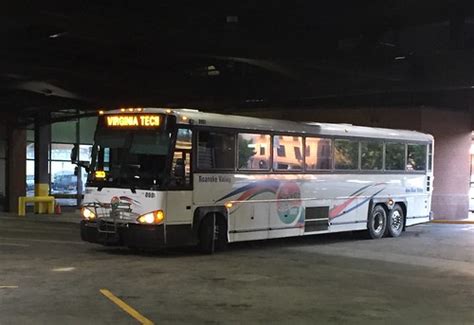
[332,188,385,218]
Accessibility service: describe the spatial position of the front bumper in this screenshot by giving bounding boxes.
[80,220,165,249]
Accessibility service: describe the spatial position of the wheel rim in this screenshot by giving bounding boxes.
[372,211,385,235]
[390,210,402,231]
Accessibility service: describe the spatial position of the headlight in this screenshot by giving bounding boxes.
[81,207,96,220]
[137,210,165,224]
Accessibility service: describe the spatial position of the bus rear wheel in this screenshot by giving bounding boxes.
[367,205,387,239]
[198,213,227,254]
[386,204,404,237]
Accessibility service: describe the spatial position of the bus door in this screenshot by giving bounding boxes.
[166,129,193,224]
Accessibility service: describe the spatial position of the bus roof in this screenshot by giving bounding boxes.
[104,108,433,142]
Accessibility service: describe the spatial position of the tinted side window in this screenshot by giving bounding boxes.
[198,131,235,170]
[238,133,271,170]
[428,143,433,171]
[334,139,359,170]
[273,135,303,170]
[305,137,332,170]
[385,143,405,170]
[361,141,383,170]
[407,144,427,171]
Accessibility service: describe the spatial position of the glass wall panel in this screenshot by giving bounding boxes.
[26,160,35,196]
[51,143,74,160]
[27,129,34,142]
[80,117,98,144]
[52,120,76,143]
[26,142,35,159]
[273,135,303,170]
[51,161,77,194]
[238,133,271,170]
[79,144,93,161]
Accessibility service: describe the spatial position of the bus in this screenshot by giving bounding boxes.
[77,108,433,253]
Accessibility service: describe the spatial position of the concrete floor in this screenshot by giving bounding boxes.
[1,217,474,324]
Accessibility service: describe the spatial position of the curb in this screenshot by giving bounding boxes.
[431,220,474,225]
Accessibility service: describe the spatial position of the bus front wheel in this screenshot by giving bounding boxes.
[198,213,228,254]
[367,205,387,239]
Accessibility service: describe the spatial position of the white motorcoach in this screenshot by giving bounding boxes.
[77,108,433,253]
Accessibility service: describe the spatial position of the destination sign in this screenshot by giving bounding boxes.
[105,114,161,127]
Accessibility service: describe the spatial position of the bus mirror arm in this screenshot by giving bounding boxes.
[71,146,90,172]
[70,146,78,163]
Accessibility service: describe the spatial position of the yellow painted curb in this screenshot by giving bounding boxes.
[431,220,474,224]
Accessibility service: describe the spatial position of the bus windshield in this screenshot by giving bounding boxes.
[88,129,173,190]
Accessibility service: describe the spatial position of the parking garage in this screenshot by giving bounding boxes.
[1,2,474,324]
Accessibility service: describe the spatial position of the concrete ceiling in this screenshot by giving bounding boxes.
[2,0,474,123]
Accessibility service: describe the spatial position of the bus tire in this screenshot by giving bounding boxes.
[215,214,228,251]
[367,205,387,239]
[387,204,404,237]
[198,214,216,254]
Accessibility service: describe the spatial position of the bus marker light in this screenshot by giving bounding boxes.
[95,170,106,179]
[225,202,233,209]
[99,110,105,115]
[388,199,394,206]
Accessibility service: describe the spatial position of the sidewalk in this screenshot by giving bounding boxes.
[0,210,82,224]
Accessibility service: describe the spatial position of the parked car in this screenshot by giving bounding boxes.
[51,173,77,193]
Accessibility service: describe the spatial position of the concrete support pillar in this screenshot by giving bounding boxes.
[34,115,50,199]
[421,108,471,219]
[7,127,26,213]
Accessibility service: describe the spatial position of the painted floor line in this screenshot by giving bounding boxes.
[0,242,30,247]
[0,237,86,245]
[100,289,154,325]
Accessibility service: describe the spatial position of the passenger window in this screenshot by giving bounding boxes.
[334,139,359,170]
[197,131,235,170]
[273,135,303,170]
[428,143,433,171]
[361,141,383,170]
[238,133,271,170]
[305,137,332,170]
[407,144,427,171]
[385,143,405,170]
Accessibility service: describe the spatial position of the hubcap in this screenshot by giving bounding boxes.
[372,211,384,234]
[391,210,402,231]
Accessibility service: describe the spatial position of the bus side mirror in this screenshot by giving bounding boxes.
[70,145,78,163]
